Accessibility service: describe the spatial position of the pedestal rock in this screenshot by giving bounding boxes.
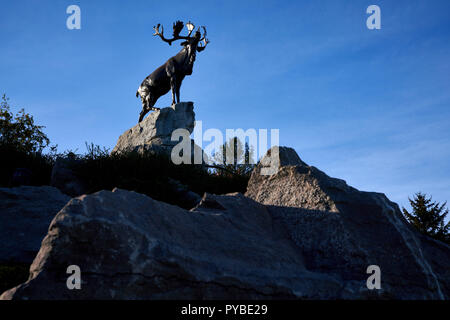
[112,102,204,163]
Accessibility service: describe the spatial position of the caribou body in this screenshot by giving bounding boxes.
[136,21,209,122]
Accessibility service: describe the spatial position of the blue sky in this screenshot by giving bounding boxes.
[1,0,449,211]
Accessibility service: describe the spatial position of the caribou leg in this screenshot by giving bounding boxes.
[170,76,177,106]
[175,79,181,104]
[138,95,157,123]
[139,107,149,123]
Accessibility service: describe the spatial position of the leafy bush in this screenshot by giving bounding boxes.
[0,143,55,187]
[0,95,55,187]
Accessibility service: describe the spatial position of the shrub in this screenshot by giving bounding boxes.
[71,145,250,209]
[0,94,49,154]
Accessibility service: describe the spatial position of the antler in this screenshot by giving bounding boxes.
[197,26,209,52]
[153,21,191,46]
[199,26,207,42]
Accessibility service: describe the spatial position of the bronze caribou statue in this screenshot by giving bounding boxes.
[136,21,209,122]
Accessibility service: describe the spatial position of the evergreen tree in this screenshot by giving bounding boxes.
[212,137,256,177]
[402,192,449,244]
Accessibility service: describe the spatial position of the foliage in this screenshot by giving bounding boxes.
[402,192,450,244]
[212,136,256,178]
[1,140,251,209]
[69,145,250,209]
[0,143,54,187]
[0,94,50,154]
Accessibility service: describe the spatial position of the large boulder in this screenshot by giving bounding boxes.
[1,189,343,300]
[0,186,70,264]
[246,146,346,211]
[246,146,450,299]
[111,102,204,163]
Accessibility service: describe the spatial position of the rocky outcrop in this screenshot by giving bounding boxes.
[246,146,450,299]
[1,189,328,300]
[166,178,202,208]
[111,102,204,163]
[246,146,344,211]
[1,147,449,300]
[0,186,70,264]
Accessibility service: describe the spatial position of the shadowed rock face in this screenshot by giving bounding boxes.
[50,158,87,197]
[1,190,339,300]
[1,147,449,300]
[0,186,70,264]
[246,146,450,299]
[111,102,202,158]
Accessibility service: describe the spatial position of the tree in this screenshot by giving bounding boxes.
[0,94,49,153]
[212,137,256,177]
[402,192,449,245]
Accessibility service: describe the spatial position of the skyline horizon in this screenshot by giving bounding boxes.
[1,0,449,213]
